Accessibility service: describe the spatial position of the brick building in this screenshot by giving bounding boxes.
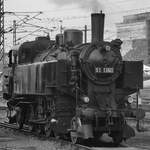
[116,12,150,64]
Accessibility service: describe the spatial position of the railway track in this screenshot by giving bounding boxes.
[0,121,148,150]
[0,107,149,150]
[0,121,93,150]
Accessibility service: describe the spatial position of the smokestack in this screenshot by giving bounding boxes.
[91,11,105,42]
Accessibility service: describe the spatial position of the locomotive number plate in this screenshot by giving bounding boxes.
[95,67,114,73]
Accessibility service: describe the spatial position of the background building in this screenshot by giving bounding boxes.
[116,12,150,64]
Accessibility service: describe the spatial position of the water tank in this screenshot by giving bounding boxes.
[64,29,83,46]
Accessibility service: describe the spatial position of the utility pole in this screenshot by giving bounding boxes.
[0,0,4,64]
[59,20,63,34]
[84,25,87,43]
[13,20,16,46]
[83,25,90,43]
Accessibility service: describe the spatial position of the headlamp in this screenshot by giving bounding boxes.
[128,96,134,103]
[105,45,111,51]
[51,118,57,123]
[81,96,90,103]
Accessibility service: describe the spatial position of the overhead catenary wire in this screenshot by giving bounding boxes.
[4,1,150,50]
[4,4,150,16]
[4,7,150,28]
[16,27,43,41]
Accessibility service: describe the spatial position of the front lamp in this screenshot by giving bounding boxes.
[128,96,134,103]
[81,96,90,103]
[105,45,111,51]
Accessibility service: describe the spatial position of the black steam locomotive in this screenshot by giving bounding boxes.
[3,12,144,144]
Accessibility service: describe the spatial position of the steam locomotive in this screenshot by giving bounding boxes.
[3,12,144,145]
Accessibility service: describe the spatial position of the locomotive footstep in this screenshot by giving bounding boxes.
[16,108,24,129]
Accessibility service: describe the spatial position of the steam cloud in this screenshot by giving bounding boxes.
[49,0,104,12]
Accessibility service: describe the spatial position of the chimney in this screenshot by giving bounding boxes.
[91,11,105,42]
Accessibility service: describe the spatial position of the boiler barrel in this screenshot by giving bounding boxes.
[64,29,83,46]
[91,12,105,42]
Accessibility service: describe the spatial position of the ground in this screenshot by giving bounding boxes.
[126,131,150,149]
[0,127,150,150]
[0,129,67,150]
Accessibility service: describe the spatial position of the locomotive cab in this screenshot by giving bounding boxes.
[8,47,19,67]
[3,47,19,100]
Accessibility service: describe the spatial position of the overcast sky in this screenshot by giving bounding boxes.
[4,0,150,49]
[5,0,150,13]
